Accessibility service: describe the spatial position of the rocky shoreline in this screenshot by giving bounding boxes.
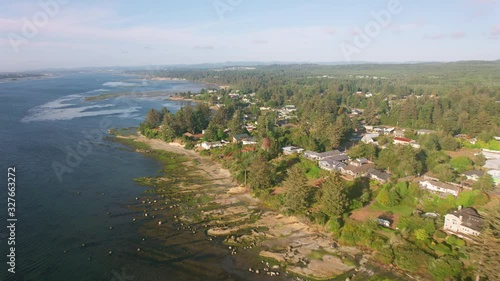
[116,134,400,281]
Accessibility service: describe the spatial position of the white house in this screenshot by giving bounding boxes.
[419,180,460,196]
[319,159,347,172]
[242,137,257,145]
[304,150,342,161]
[201,141,224,150]
[393,137,420,149]
[282,146,304,155]
[444,207,482,237]
[417,129,437,135]
[361,133,379,144]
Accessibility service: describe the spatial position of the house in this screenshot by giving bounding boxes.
[282,146,305,155]
[377,217,391,228]
[233,133,251,143]
[350,158,369,167]
[242,137,257,145]
[303,150,342,161]
[487,170,500,186]
[444,207,482,237]
[364,125,374,131]
[361,133,379,144]
[384,127,395,134]
[463,170,484,181]
[393,137,420,148]
[417,129,437,135]
[201,141,224,150]
[319,159,347,171]
[418,180,461,196]
[365,92,373,98]
[394,130,405,137]
[325,154,350,162]
[340,162,375,178]
[368,168,390,183]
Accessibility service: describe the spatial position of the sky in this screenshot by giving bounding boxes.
[0,0,499,71]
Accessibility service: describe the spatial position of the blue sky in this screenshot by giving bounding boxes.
[0,0,499,71]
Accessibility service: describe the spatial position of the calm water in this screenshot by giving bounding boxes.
[0,73,282,281]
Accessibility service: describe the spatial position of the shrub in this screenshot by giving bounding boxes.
[393,244,432,273]
[434,230,447,240]
[374,246,394,265]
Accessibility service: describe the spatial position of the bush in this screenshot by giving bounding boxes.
[434,243,452,256]
[328,218,343,238]
[374,246,394,265]
[434,230,447,240]
[429,256,462,281]
[393,244,432,273]
[446,235,465,247]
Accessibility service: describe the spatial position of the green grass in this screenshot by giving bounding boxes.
[460,139,500,151]
[370,202,415,216]
[298,158,325,180]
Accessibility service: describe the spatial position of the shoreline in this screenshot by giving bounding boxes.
[115,133,404,280]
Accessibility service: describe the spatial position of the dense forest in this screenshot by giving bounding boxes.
[131,61,500,137]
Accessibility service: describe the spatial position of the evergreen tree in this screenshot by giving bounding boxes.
[320,172,348,219]
[473,173,494,192]
[284,165,310,214]
[466,204,500,281]
[247,155,272,191]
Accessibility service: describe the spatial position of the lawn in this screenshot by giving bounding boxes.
[370,202,415,216]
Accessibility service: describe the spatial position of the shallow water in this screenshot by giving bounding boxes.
[0,73,285,281]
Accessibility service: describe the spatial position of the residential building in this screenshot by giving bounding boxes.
[361,133,379,144]
[350,158,369,167]
[303,150,342,161]
[444,207,482,237]
[463,170,484,181]
[232,133,251,143]
[417,129,437,135]
[418,180,460,196]
[368,168,390,183]
[394,130,405,137]
[393,137,421,148]
[340,162,375,178]
[282,146,305,155]
[242,137,257,145]
[319,159,347,172]
[200,141,224,150]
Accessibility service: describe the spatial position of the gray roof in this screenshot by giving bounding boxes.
[323,154,349,162]
[449,208,483,232]
[304,150,342,159]
[368,168,390,181]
